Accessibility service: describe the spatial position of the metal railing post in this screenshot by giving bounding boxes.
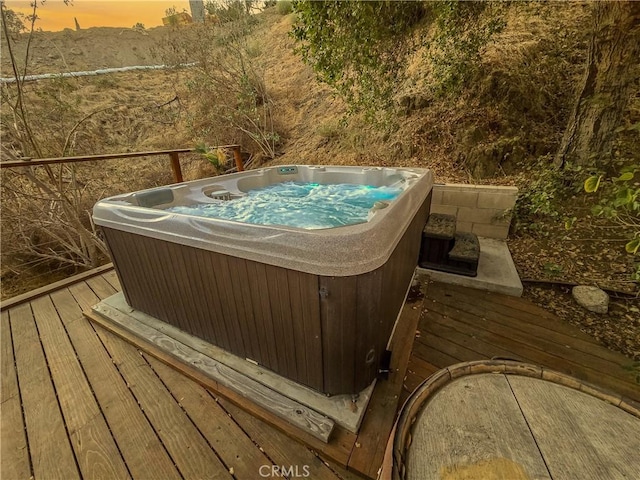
[232,145,244,172]
[169,152,183,183]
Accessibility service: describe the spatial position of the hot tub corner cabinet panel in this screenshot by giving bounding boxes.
[103,196,428,395]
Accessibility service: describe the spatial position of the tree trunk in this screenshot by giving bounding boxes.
[555,1,640,169]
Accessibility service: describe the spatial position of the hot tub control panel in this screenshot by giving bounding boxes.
[278,166,298,175]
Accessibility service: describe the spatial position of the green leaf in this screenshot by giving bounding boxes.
[564,217,577,230]
[615,187,633,205]
[625,238,640,255]
[584,175,601,193]
[618,172,634,181]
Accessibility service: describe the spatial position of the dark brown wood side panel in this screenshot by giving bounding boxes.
[378,193,431,356]
[182,246,230,352]
[355,268,384,390]
[319,276,358,395]
[271,266,298,381]
[232,258,262,363]
[246,262,280,372]
[297,272,324,392]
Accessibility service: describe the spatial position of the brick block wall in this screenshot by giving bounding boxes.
[430,184,518,239]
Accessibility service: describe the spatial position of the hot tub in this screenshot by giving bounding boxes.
[94,165,433,395]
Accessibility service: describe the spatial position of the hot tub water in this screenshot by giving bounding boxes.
[167,181,403,229]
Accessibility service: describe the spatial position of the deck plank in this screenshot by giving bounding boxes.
[86,275,118,299]
[93,322,232,479]
[428,290,632,373]
[219,398,350,480]
[419,296,640,400]
[0,311,31,480]
[5,265,638,480]
[1,311,19,403]
[427,304,617,371]
[144,353,275,479]
[30,295,130,479]
[101,270,121,290]
[508,376,640,479]
[428,283,613,353]
[9,303,79,479]
[401,356,440,403]
[51,286,182,480]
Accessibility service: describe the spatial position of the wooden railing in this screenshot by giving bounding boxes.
[0,145,244,182]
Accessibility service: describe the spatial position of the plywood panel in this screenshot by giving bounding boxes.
[245,261,280,372]
[355,268,384,390]
[229,257,261,363]
[266,265,298,381]
[295,271,324,391]
[194,248,232,351]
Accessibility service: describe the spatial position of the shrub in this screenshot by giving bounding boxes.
[276,1,292,15]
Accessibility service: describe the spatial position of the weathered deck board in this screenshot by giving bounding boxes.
[423,304,635,390]
[52,286,182,480]
[30,295,130,479]
[94,324,233,479]
[145,355,274,479]
[9,302,79,479]
[412,282,640,404]
[429,283,620,358]
[220,398,362,480]
[0,310,31,480]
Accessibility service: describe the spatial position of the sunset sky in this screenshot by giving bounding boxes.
[6,0,193,31]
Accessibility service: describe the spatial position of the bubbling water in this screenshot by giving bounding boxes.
[167,181,402,229]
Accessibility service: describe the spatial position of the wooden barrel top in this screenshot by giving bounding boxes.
[388,360,640,480]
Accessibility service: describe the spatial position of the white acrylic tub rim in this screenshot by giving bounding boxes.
[93,165,434,277]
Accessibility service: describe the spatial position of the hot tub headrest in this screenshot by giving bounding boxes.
[132,188,174,208]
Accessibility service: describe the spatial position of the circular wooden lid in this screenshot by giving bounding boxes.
[385,360,640,480]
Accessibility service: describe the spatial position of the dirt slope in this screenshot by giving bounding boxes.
[1,26,167,76]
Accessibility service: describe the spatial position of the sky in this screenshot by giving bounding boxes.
[5,0,193,31]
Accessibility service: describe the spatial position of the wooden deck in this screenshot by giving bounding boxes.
[403,281,640,405]
[2,270,639,480]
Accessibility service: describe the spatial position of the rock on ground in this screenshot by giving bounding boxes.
[572,285,609,314]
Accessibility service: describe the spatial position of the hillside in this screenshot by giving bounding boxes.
[1,4,638,360]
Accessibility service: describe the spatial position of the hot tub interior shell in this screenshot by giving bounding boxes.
[96,166,432,395]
